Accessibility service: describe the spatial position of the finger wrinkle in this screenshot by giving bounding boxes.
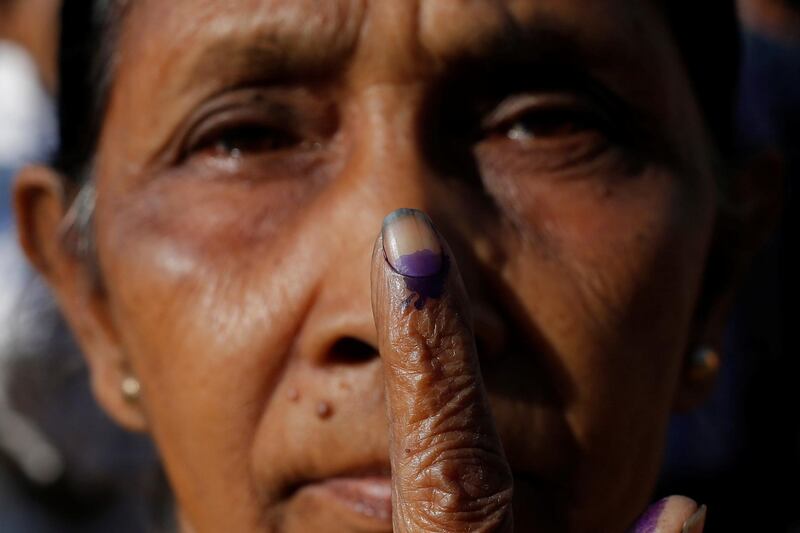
[399,449,514,531]
[401,376,481,430]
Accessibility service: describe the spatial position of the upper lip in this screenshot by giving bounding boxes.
[328,463,391,479]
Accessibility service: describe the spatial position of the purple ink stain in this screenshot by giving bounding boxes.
[394,249,442,277]
[628,498,667,533]
[397,252,449,310]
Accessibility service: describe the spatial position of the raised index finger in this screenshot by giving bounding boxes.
[371,208,514,533]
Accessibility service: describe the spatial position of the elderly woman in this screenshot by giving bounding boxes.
[13,1,778,532]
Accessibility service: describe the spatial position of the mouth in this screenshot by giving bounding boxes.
[292,466,393,529]
[313,476,392,520]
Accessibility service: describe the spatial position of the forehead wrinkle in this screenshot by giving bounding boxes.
[125,0,365,99]
[187,0,364,88]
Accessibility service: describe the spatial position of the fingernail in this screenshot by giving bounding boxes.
[682,505,707,533]
[382,208,443,277]
[629,498,667,533]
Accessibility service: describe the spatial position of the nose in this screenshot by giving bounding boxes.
[295,280,380,369]
[293,83,506,371]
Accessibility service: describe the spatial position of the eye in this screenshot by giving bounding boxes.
[483,94,611,143]
[504,108,601,141]
[189,122,301,159]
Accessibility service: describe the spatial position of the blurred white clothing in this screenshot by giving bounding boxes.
[0,41,62,485]
[0,41,57,167]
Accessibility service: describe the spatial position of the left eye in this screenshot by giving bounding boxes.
[481,94,610,144]
[502,107,601,141]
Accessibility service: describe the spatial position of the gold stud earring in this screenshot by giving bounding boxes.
[688,346,720,382]
[121,375,141,403]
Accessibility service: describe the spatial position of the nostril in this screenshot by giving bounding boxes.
[328,337,378,364]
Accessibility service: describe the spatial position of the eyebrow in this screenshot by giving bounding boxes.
[183,34,354,92]
[432,22,611,82]
[179,9,638,91]
[177,4,363,94]
[415,15,661,132]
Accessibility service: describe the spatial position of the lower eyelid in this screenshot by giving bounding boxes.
[175,145,336,185]
[475,133,626,176]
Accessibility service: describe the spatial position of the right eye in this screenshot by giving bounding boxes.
[186,121,302,160]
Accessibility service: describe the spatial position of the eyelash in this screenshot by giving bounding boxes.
[497,107,606,142]
[186,120,301,160]
[479,94,614,144]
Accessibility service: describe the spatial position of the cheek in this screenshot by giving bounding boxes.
[493,164,713,508]
[547,174,706,434]
[97,179,312,383]
[92,181,324,524]
[490,158,713,388]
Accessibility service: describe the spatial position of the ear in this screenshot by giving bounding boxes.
[673,149,783,411]
[14,165,148,432]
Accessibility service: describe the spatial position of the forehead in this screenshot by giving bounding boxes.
[117,0,669,84]
[103,0,699,171]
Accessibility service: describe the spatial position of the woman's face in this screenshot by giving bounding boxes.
[50,0,723,531]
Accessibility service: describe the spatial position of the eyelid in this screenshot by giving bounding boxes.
[481,93,600,132]
[170,87,339,166]
[182,105,293,156]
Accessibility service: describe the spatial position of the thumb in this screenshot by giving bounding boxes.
[371,208,514,533]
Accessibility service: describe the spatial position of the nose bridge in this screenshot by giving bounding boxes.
[291,80,508,376]
[291,82,440,370]
[345,82,436,213]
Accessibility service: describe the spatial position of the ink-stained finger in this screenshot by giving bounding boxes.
[629,496,706,533]
[371,209,514,533]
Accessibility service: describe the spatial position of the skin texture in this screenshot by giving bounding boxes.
[12,0,779,531]
[372,226,512,532]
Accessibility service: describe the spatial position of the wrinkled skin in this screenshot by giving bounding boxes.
[372,234,514,532]
[14,0,776,531]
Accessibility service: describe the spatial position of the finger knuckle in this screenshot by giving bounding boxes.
[402,442,514,531]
